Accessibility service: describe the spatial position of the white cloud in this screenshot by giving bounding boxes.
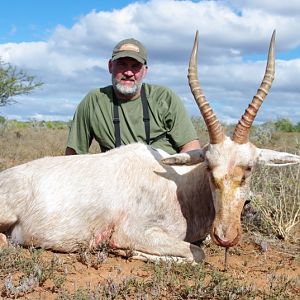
[0,0,299,124]
[228,0,300,17]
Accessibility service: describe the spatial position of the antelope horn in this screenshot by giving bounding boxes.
[188,30,225,144]
[232,30,276,144]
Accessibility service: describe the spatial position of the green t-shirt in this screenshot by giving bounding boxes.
[67,83,198,154]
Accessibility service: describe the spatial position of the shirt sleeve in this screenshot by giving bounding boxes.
[66,93,94,154]
[163,89,198,148]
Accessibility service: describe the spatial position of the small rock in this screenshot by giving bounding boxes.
[259,240,269,252]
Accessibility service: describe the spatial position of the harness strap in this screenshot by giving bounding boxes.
[149,131,167,144]
[112,84,150,147]
[141,85,150,145]
[112,90,121,147]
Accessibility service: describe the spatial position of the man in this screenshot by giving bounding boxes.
[65,38,200,155]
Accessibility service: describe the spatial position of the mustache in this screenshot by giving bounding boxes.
[121,76,135,81]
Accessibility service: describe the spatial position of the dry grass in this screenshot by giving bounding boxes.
[0,124,99,171]
[249,165,300,242]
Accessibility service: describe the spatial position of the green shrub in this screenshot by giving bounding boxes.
[0,115,6,124]
[294,122,300,132]
[275,118,294,132]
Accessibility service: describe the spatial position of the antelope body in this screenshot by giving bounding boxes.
[0,31,299,262]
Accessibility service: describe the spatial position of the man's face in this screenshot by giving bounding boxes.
[109,57,148,99]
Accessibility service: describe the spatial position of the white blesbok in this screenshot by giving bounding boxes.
[0,31,299,263]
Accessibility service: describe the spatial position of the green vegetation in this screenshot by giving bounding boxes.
[274,118,300,132]
[0,59,43,107]
[0,118,70,131]
[0,115,5,124]
[0,116,299,134]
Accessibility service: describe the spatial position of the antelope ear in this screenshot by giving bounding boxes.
[257,149,300,166]
[161,149,205,165]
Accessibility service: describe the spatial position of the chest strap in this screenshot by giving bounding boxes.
[113,84,150,147]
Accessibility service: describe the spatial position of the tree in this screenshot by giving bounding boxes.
[294,122,300,132]
[274,118,294,132]
[0,58,43,107]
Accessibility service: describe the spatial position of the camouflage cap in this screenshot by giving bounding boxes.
[111,38,147,64]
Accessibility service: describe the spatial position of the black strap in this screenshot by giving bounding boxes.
[112,84,150,147]
[149,131,167,144]
[112,90,121,147]
[141,84,150,145]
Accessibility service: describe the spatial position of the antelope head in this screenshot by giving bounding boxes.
[162,31,300,248]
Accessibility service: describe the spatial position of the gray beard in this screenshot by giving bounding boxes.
[112,78,141,98]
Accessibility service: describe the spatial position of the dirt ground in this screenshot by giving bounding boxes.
[2,232,298,299]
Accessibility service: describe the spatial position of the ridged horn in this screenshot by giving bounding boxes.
[232,30,276,144]
[188,31,225,144]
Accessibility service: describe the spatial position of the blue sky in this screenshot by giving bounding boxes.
[0,1,135,43]
[0,0,300,123]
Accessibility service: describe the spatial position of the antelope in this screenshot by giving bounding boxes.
[0,31,299,263]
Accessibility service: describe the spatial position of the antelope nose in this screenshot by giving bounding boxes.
[213,232,239,248]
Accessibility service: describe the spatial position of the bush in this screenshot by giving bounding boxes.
[250,121,276,146]
[0,115,6,124]
[249,164,300,242]
[294,122,300,132]
[274,118,294,132]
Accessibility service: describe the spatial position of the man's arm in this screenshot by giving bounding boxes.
[179,139,201,153]
[65,147,77,155]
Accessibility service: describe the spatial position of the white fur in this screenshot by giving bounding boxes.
[0,143,210,262]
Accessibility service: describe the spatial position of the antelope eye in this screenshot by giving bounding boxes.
[246,166,252,172]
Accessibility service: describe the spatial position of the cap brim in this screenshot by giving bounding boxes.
[112,52,146,64]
